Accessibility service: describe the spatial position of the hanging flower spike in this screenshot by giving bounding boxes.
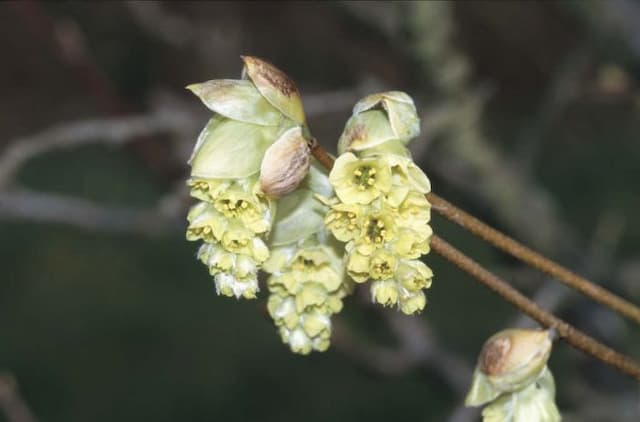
[465,328,561,422]
[186,57,309,299]
[264,164,352,354]
[321,91,433,315]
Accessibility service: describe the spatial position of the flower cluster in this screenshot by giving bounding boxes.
[186,56,307,299]
[263,166,351,354]
[321,92,433,314]
[187,177,271,298]
[465,329,561,422]
[264,237,349,354]
[185,58,435,354]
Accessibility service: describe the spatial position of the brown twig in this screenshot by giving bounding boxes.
[430,235,640,380]
[309,143,640,380]
[307,138,335,171]
[427,192,640,325]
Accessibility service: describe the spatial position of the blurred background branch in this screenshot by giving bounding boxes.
[0,373,39,422]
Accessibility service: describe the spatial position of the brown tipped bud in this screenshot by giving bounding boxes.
[479,328,552,392]
[260,127,310,198]
[241,56,306,125]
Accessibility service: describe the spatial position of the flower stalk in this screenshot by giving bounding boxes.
[428,192,640,325]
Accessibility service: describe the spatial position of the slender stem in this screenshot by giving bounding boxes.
[430,235,640,380]
[309,144,640,380]
[427,193,640,325]
[308,138,335,171]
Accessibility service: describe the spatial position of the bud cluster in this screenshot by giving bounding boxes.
[321,93,434,314]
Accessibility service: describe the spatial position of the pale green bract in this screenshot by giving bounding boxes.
[481,368,561,422]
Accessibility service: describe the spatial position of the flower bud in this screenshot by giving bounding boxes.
[479,328,552,392]
[260,126,310,198]
[465,328,553,407]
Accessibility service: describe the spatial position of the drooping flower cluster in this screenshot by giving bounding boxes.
[186,56,307,299]
[321,92,434,314]
[187,177,271,298]
[263,166,351,354]
[465,329,561,422]
[185,58,436,354]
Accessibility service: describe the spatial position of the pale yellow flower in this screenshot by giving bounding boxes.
[398,290,426,314]
[370,279,399,307]
[396,190,431,230]
[213,189,270,234]
[187,178,230,203]
[369,249,397,280]
[186,202,227,243]
[197,243,259,299]
[353,211,397,256]
[324,201,363,242]
[393,227,431,259]
[396,259,433,291]
[329,153,392,205]
[265,242,349,354]
[345,249,370,283]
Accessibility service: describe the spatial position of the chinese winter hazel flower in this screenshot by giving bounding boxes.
[265,242,349,354]
[322,91,434,314]
[185,56,309,299]
[329,153,392,204]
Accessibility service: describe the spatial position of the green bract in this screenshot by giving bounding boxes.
[481,368,560,422]
[323,91,433,315]
[189,116,279,179]
[352,91,420,142]
[187,80,284,126]
[269,165,331,246]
